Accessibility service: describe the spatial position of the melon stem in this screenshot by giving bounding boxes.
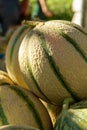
[22,20,44,27]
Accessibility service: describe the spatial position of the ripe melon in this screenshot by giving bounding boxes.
[0,84,53,130]
[6,24,33,89]
[6,21,42,90]
[18,20,87,105]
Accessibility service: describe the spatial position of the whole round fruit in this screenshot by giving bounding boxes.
[18,20,87,105]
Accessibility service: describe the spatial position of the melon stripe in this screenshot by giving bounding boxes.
[36,32,81,101]
[0,83,10,85]
[27,31,81,102]
[9,25,29,63]
[25,56,51,103]
[7,85,44,130]
[71,26,87,36]
[58,29,87,62]
[0,104,9,125]
[57,20,87,36]
[67,24,87,36]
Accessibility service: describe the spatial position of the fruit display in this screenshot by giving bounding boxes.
[0,20,87,129]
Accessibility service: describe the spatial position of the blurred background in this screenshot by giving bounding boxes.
[0,0,81,69]
[0,0,74,36]
[30,0,73,21]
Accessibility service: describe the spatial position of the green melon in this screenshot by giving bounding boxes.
[18,20,87,105]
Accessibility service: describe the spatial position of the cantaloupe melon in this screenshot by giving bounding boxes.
[54,98,87,130]
[6,24,33,89]
[0,84,53,130]
[18,20,87,105]
[6,21,42,90]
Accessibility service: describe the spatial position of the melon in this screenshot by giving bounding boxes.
[54,98,87,130]
[6,24,33,89]
[0,84,53,130]
[6,24,30,89]
[6,21,42,89]
[18,20,87,105]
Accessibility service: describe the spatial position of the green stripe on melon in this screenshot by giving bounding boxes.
[18,20,87,105]
[0,84,53,130]
[27,31,80,101]
[57,20,87,36]
[0,104,9,125]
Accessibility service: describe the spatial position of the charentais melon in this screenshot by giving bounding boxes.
[54,98,87,130]
[0,84,53,130]
[18,20,87,105]
[6,21,43,90]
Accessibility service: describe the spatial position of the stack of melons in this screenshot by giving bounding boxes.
[1,20,87,129]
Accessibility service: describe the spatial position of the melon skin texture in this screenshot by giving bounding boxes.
[0,84,53,130]
[18,20,87,105]
[0,125,40,130]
